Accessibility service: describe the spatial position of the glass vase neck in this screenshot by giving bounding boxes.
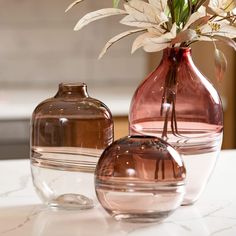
[55,82,89,98]
[162,47,192,64]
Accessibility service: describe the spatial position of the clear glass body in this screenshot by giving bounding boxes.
[95,136,186,223]
[129,48,223,205]
[30,83,114,209]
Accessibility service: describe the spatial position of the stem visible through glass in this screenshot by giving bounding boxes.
[160,51,180,140]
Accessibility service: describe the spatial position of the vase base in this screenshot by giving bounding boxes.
[49,194,94,210]
[181,199,197,206]
[112,210,174,223]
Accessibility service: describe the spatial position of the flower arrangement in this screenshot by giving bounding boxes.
[66,0,236,78]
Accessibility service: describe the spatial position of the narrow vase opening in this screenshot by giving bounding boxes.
[55,82,89,98]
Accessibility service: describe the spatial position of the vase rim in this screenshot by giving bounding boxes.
[165,47,191,52]
[59,82,87,88]
[55,82,89,98]
[163,47,192,61]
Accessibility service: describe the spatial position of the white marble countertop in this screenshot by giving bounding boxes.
[0,150,236,236]
[0,86,135,120]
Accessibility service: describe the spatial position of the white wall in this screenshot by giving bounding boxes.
[0,0,147,89]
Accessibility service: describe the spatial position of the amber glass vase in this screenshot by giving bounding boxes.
[129,47,223,205]
[30,82,113,209]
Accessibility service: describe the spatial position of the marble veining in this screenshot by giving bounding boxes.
[0,206,43,235]
[0,151,236,236]
[0,175,30,198]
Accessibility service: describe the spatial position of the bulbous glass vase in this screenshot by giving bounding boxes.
[95,136,186,223]
[129,47,223,205]
[30,82,114,209]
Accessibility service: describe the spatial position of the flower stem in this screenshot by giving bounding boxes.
[168,0,176,24]
[160,50,181,140]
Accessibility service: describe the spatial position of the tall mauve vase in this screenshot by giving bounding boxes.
[129,47,223,205]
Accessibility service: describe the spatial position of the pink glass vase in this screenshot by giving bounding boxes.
[129,47,223,205]
[95,136,186,222]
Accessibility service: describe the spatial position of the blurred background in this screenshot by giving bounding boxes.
[0,0,235,159]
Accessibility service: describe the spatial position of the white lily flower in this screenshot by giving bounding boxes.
[199,19,236,39]
[121,0,168,29]
[143,23,177,52]
[209,0,236,16]
[148,0,168,13]
[183,8,236,41]
[69,0,236,56]
[183,6,207,30]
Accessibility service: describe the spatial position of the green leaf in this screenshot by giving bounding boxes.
[170,0,199,28]
[172,0,190,27]
[113,0,120,8]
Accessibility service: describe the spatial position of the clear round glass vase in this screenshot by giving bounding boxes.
[30,82,114,209]
[129,47,223,205]
[95,136,186,223]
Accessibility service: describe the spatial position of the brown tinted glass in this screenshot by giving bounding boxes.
[95,136,186,222]
[30,82,114,209]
